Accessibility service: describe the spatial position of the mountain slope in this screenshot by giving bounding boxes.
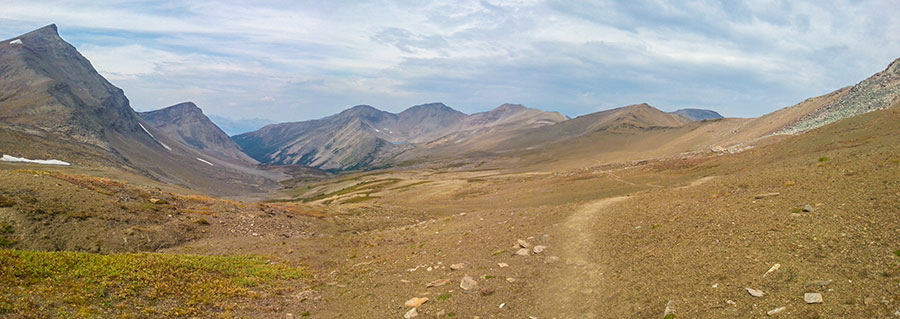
[139,102,258,165]
[672,108,724,121]
[0,25,278,195]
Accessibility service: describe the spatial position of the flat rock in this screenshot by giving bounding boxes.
[498,262,509,268]
[426,279,450,288]
[533,245,547,254]
[404,307,418,318]
[405,297,428,307]
[804,292,823,304]
[767,307,785,316]
[515,248,530,256]
[664,300,675,316]
[802,204,815,212]
[517,239,531,248]
[460,275,478,290]
[745,287,765,297]
[755,192,780,199]
[450,263,465,270]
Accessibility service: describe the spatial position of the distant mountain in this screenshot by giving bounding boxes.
[671,108,723,121]
[0,25,278,195]
[234,102,567,170]
[139,102,258,165]
[207,115,273,136]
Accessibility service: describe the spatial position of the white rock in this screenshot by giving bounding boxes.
[460,275,478,290]
[404,307,418,318]
[804,292,823,304]
[498,262,509,268]
[764,263,781,276]
[664,300,675,316]
[515,248,530,256]
[404,297,428,307]
[533,245,547,254]
[766,306,785,316]
[450,263,465,270]
[745,287,765,297]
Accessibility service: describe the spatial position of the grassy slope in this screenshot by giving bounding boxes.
[0,250,305,318]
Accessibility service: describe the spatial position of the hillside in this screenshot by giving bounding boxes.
[139,102,258,166]
[0,25,278,196]
[672,108,724,121]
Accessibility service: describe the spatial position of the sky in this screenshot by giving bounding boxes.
[1,0,899,123]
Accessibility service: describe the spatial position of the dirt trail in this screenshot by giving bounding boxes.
[540,176,716,317]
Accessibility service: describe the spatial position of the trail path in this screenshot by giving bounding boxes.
[540,176,716,317]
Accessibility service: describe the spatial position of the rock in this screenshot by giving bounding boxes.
[805,280,833,287]
[405,297,428,307]
[663,300,676,316]
[755,192,780,199]
[802,204,815,212]
[148,198,167,204]
[533,245,547,254]
[539,234,550,243]
[498,262,509,268]
[286,314,294,319]
[515,248,530,256]
[763,263,781,276]
[460,276,478,290]
[506,277,516,283]
[746,287,765,297]
[767,307,785,316]
[450,263,465,271]
[404,307,418,318]
[426,279,450,288]
[517,239,531,248]
[804,292,823,304]
[726,300,736,306]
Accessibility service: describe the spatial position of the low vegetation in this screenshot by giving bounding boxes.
[0,250,306,318]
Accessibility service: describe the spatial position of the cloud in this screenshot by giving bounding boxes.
[0,0,898,120]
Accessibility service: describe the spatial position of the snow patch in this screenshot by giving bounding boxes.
[9,39,22,45]
[374,129,381,133]
[195,157,214,166]
[2,154,70,166]
[138,122,172,151]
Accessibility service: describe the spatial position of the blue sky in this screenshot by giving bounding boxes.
[1,0,899,122]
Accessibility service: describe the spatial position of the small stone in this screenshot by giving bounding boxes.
[726,300,736,306]
[506,277,516,283]
[533,245,547,254]
[404,307,418,318]
[755,192,780,199]
[426,267,433,272]
[802,204,814,212]
[149,198,166,204]
[804,292,823,304]
[517,239,531,248]
[746,287,765,297]
[426,279,450,288]
[515,248,530,256]
[498,262,509,268]
[450,263,465,271]
[405,297,429,307]
[767,307,785,316]
[460,276,478,290]
[286,314,294,319]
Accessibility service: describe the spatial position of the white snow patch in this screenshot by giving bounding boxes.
[138,122,172,151]
[2,154,70,166]
[195,157,214,166]
[9,39,23,45]
[374,129,381,133]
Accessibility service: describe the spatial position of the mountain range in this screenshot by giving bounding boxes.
[2,24,899,184]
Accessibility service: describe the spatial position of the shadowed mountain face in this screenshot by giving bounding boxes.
[0,25,278,195]
[139,102,258,165]
[672,109,724,121]
[234,102,567,170]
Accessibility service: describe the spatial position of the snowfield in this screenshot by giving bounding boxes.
[195,157,214,166]
[138,122,173,151]
[1,154,70,166]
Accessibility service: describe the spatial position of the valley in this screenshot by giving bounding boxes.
[1,23,899,319]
